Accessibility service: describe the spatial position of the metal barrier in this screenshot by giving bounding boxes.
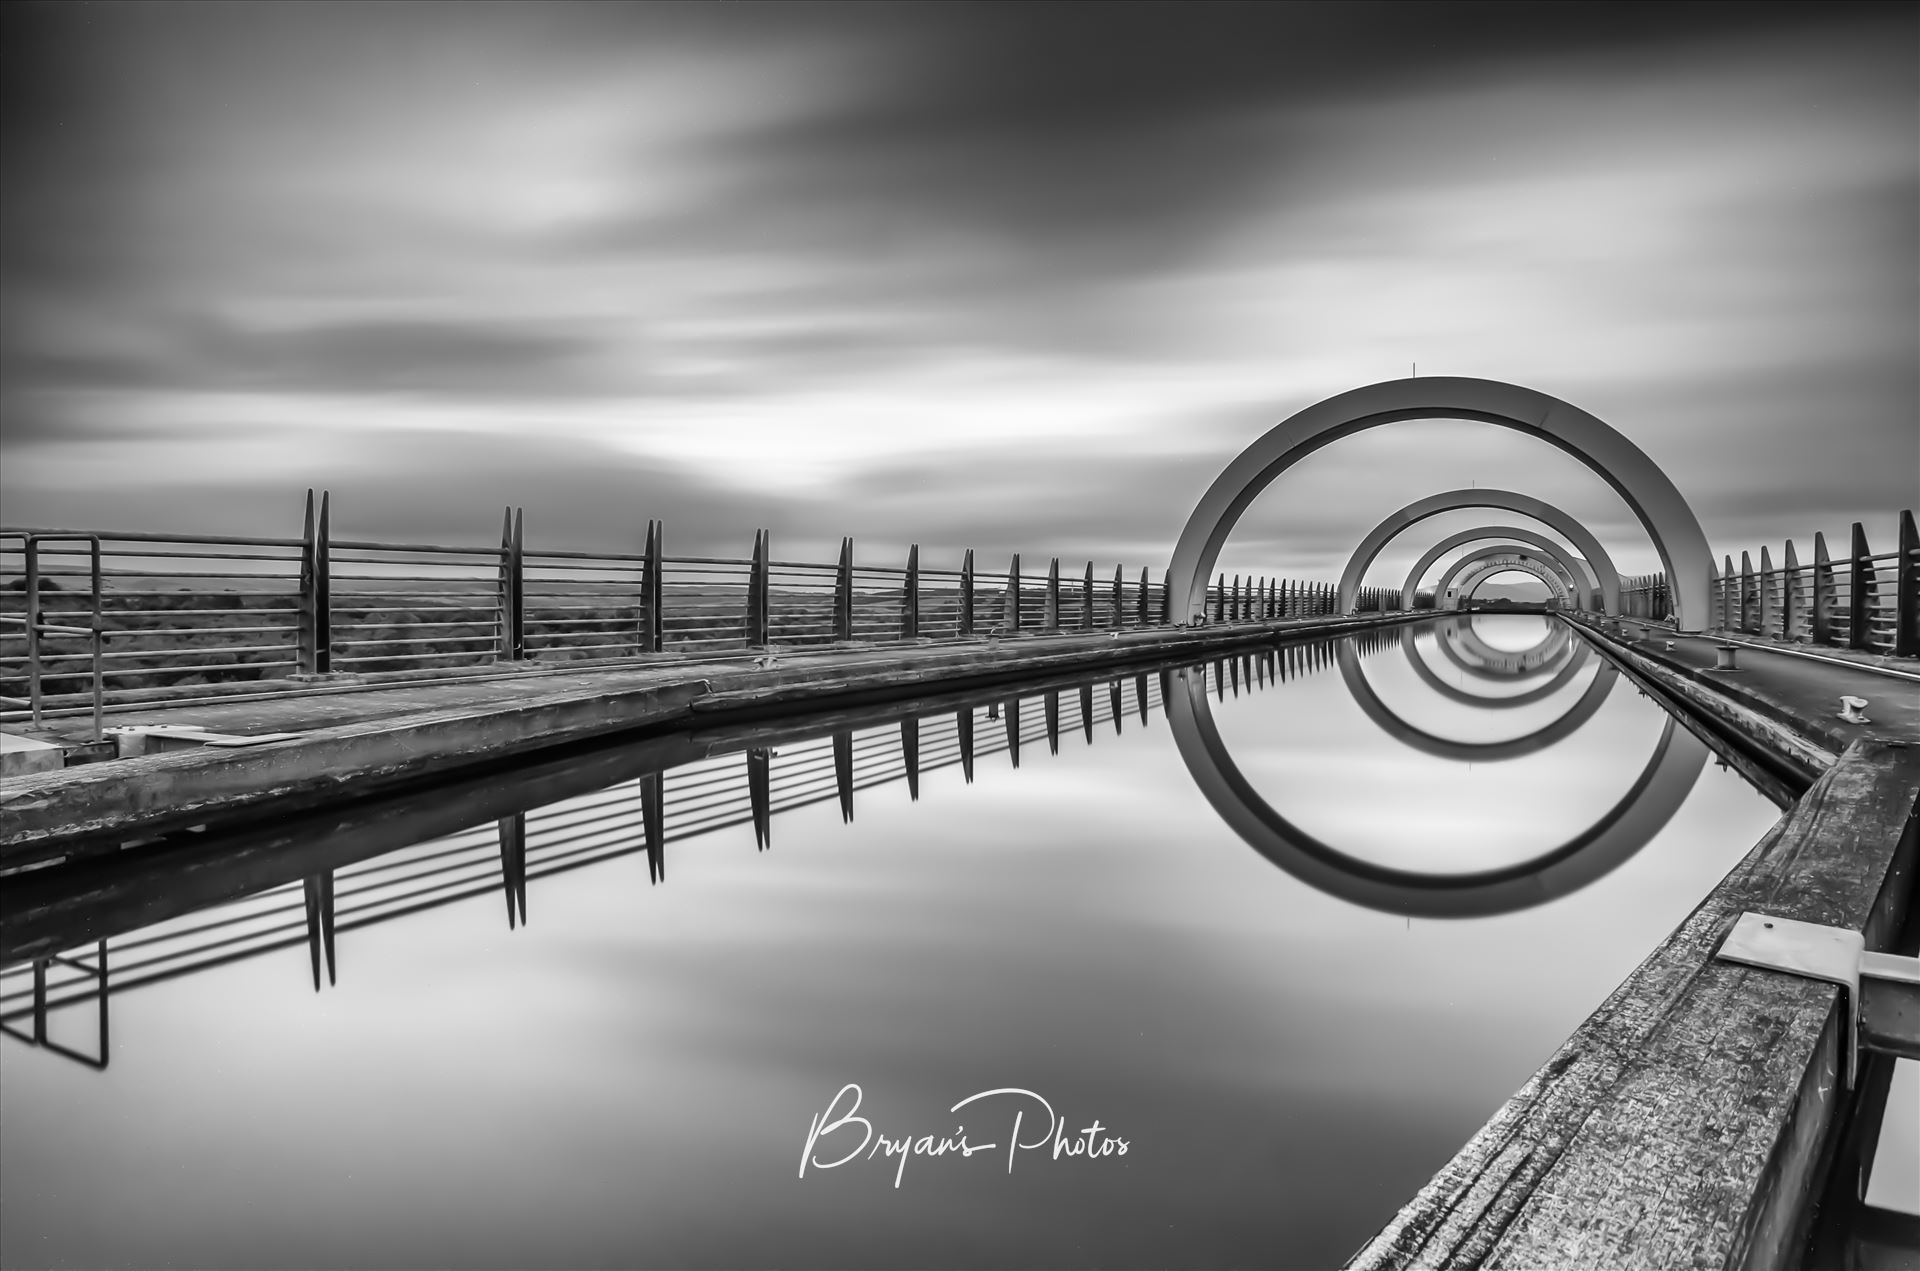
[2,491,1341,722]
[1606,510,1917,657]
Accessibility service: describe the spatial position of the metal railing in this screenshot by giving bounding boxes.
[1610,510,1918,657]
[2,491,1348,722]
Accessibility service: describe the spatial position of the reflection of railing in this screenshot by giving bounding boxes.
[0,635,1401,1060]
[1618,510,1918,656]
[2,492,1348,721]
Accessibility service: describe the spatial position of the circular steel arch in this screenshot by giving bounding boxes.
[1435,549,1572,609]
[1337,488,1622,616]
[1402,526,1599,611]
[1165,379,1710,622]
[1165,658,1708,916]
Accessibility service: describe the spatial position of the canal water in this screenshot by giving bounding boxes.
[0,616,1785,1269]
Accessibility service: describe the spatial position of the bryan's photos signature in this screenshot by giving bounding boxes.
[799,1083,1130,1187]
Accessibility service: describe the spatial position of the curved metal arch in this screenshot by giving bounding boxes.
[1337,488,1623,616]
[1409,627,1595,709]
[1339,640,1618,763]
[1436,550,1572,609]
[1166,657,1708,916]
[1402,526,1600,611]
[1165,379,1710,622]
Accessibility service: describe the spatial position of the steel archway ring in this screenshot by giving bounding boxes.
[1335,488,1625,616]
[1166,660,1708,916]
[1402,526,1600,611]
[1408,626,1594,709]
[1437,549,1574,610]
[1338,639,1619,763]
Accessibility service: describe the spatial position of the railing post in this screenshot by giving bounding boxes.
[834,537,854,641]
[1138,566,1150,627]
[1080,562,1094,630]
[1897,510,1919,657]
[1737,551,1754,633]
[901,544,920,640]
[297,489,334,675]
[1044,557,1060,631]
[746,529,770,648]
[1111,564,1124,628]
[641,519,664,653]
[1780,540,1799,642]
[1849,522,1873,650]
[497,507,524,661]
[959,548,975,637]
[1757,547,1775,639]
[1811,532,1835,646]
[1160,569,1171,625]
[1007,554,1022,634]
[23,538,40,723]
[1721,555,1736,632]
[1212,574,1224,624]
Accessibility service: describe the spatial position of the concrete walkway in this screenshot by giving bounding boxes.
[1583,617,1920,754]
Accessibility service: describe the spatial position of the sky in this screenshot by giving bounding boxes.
[2,1,1915,585]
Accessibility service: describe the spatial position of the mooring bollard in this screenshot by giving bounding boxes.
[1714,645,1740,670]
[1838,695,1872,724]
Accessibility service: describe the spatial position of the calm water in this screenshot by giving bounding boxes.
[0,616,1784,1270]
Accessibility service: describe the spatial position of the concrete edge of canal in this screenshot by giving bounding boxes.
[1349,614,1920,1271]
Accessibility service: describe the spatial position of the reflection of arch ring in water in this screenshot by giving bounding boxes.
[1338,639,1619,762]
[1334,486,1626,616]
[1435,549,1573,609]
[1411,630,1595,711]
[1439,617,1572,675]
[1401,526,1601,612]
[1165,655,1709,916]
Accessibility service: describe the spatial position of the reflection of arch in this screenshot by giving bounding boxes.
[1338,640,1619,762]
[1408,627,1595,709]
[1167,656,1708,916]
[1441,618,1570,674]
[1436,550,1571,609]
[1402,526,1599,611]
[1337,488,1623,616]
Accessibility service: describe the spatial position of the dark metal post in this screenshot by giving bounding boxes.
[1781,540,1799,642]
[1161,570,1172,625]
[1081,562,1094,630]
[1739,551,1755,633]
[1812,532,1835,645]
[1007,554,1022,633]
[745,529,771,648]
[1721,555,1736,631]
[641,519,664,653]
[1138,566,1150,626]
[1897,510,1919,656]
[834,537,854,641]
[1757,547,1775,637]
[497,507,524,661]
[1045,689,1060,754]
[1044,558,1060,631]
[1111,564,1124,628]
[960,548,976,636]
[23,538,40,723]
[1848,522,1873,650]
[902,544,920,640]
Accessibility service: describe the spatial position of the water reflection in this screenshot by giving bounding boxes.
[0,617,1784,1270]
